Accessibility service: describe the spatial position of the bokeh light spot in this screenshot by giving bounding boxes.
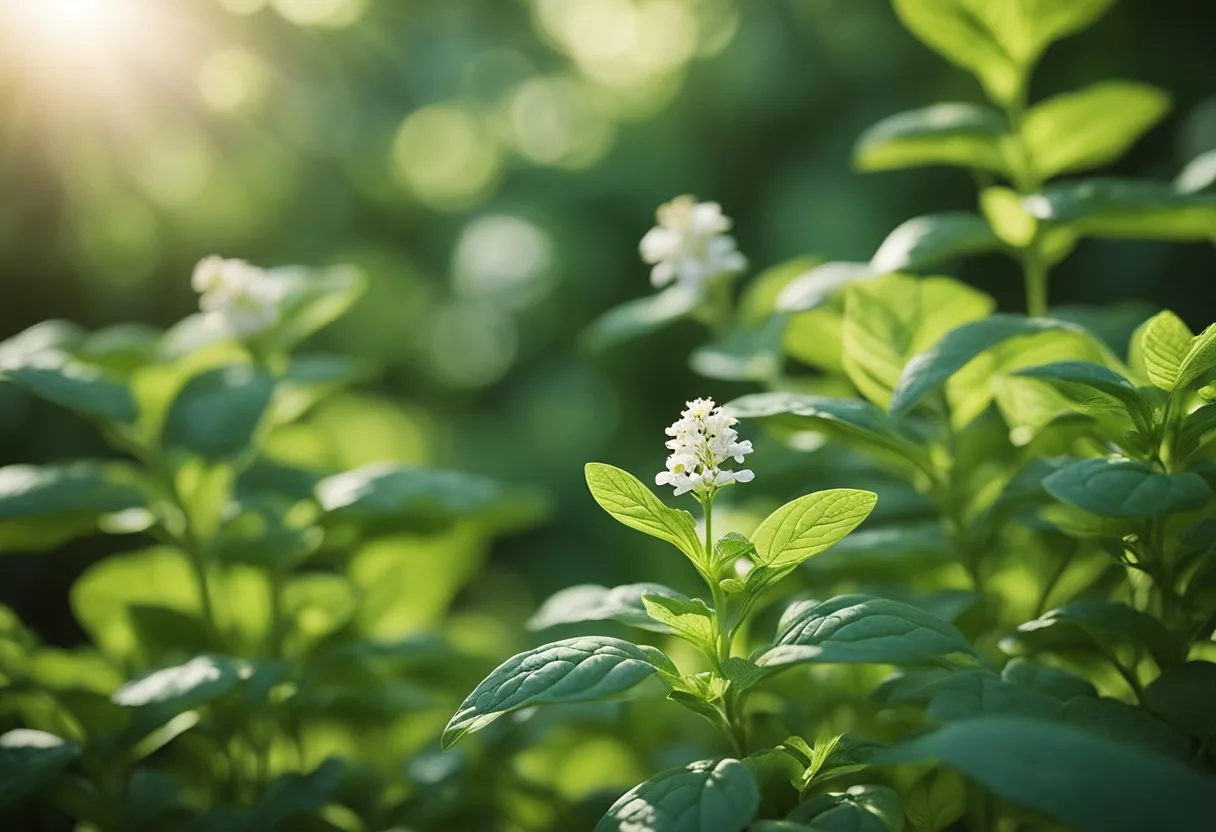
[199,48,267,113]
[506,77,615,169]
[391,104,502,210]
[270,0,366,28]
[426,302,518,389]
[454,215,556,310]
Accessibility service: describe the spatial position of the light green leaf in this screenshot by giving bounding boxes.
[854,102,1008,174]
[528,583,693,633]
[869,213,1003,275]
[642,595,715,647]
[585,463,704,566]
[0,729,80,808]
[757,595,975,669]
[690,318,785,383]
[442,637,662,748]
[0,352,137,424]
[1137,310,1195,390]
[739,256,823,325]
[787,785,902,832]
[890,0,1021,104]
[904,769,966,832]
[752,490,877,568]
[583,285,702,351]
[845,274,994,409]
[1043,458,1211,518]
[726,393,918,456]
[775,262,872,313]
[595,758,759,832]
[878,716,1216,832]
[1011,361,1151,426]
[1026,179,1216,240]
[113,655,252,738]
[981,186,1037,247]
[1176,323,1216,392]
[1022,81,1171,179]
[890,315,1087,415]
[162,365,275,460]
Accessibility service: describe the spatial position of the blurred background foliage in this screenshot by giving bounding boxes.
[1,0,1214,710]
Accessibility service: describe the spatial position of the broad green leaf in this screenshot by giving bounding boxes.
[264,264,366,350]
[739,256,823,324]
[757,595,975,669]
[801,523,950,578]
[1137,310,1194,390]
[1144,661,1216,740]
[113,655,252,738]
[726,393,922,459]
[845,274,994,409]
[1022,81,1171,178]
[1008,600,1176,665]
[1043,458,1211,518]
[642,595,715,647]
[787,785,901,832]
[878,716,1216,832]
[1011,361,1151,426]
[585,463,704,566]
[1026,179,1216,240]
[854,102,1008,174]
[776,262,872,313]
[595,758,759,832]
[981,186,1036,248]
[904,769,966,832]
[251,757,344,828]
[1061,696,1189,760]
[0,729,80,808]
[583,285,702,351]
[0,352,137,424]
[528,583,692,633]
[316,462,502,529]
[890,669,1063,723]
[0,461,147,554]
[1000,658,1096,701]
[162,365,275,460]
[71,547,202,661]
[890,315,1090,415]
[0,320,84,362]
[690,318,785,383]
[869,213,1003,276]
[890,0,1020,103]
[442,637,662,747]
[1176,323,1216,392]
[751,490,877,568]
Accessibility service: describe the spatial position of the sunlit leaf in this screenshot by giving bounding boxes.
[0,729,80,808]
[787,785,901,832]
[595,758,759,832]
[751,490,877,568]
[870,213,1003,276]
[528,583,692,633]
[1026,179,1216,240]
[584,463,704,567]
[583,285,702,351]
[854,102,1008,174]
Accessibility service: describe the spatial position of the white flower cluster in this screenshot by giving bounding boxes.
[656,397,754,497]
[192,256,283,338]
[639,196,747,291]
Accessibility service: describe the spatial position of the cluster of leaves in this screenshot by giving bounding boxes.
[0,266,547,830]
[458,2,1216,830]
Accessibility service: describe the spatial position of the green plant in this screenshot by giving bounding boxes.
[0,258,544,830]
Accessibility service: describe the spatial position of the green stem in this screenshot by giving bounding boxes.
[1023,249,1049,319]
[1003,79,1053,318]
[699,492,750,755]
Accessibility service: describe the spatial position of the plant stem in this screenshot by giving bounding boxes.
[1023,248,1049,319]
[700,492,750,755]
[1003,79,1052,318]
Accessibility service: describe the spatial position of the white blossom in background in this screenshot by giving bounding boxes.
[656,397,754,498]
[639,196,747,291]
[192,256,283,338]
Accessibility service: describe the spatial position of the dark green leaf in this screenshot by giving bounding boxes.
[0,352,137,423]
[113,655,252,738]
[595,758,759,832]
[0,729,80,808]
[1007,600,1176,665]
[583,285,702,351]
[1144,661,1216,740]
[1012,361,1151,425]
[442,637,662,748]
[527,583,693,633]
[878,716,1216,832]
[890,669,1062,723]
[1043,458,1211,518]
[0,461,147,553]
[162,365,275,459]
[854,102,1008,174]
[787,785,901,832]
[1061,697,1190,760]
[316,462,502,528]
[1000,658,1097,701]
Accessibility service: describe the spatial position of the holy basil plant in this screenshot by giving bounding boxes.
[0,257,544,830]
[443,397,991,830]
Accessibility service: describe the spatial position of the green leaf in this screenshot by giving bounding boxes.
[584,463,704,567]
[890,0,1020,104]
[757,595,975,669]
[1008,600,1176,665]
[583,285,702,351]
[752,490,877,568]
[162,365,275,460]
[1022,81,1171,179]
[265,264,366,350]
[1011,361,1151,426]
[1144,661,1216,740]
[316,462,503,530]
[1000,658,1097,701]
[845,274,994,409]
[528,583,693,633]
[1026,179,1216,240]
[0,352,137,424]
[878,716,1216,832]
[1135,311,1194,391]
[854,102,1008,174]
[1061,697,1189,760]
[251,758,344,828]
[904,768,966,832]
[775,262,872,313]
[0,729,80,808]
[869,213,1003,275]
[1177,323,1216,392]
[641,594,715,647]
[690,318,785,383]
[890,315,1091,415]
[113,655,252,739]
[595,758,759,832]
[787,785,902,832]
[1043,458,1211,518]
[980,186,1037,248]
[442,637,662,748]
[891,670,1063,723]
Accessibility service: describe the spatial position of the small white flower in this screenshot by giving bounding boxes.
[639,195,747,290]
[192,256,283,338]
[655,396,754,498]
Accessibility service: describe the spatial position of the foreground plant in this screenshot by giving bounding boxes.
[442,397,1011,830]
[0,258,540,829]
